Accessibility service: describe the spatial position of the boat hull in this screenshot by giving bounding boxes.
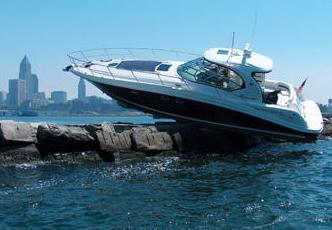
[91,81,318,141]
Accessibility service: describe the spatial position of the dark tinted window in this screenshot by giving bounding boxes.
[177,58,244,91]
[157,64,172,71]
[116,60,161,72]
[108,62,119,67]
[217,49,229,55]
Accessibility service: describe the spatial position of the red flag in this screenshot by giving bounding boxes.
[297,78,307,94]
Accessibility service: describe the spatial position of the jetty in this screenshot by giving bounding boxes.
[1,119,331,166]
[0,120,264,166]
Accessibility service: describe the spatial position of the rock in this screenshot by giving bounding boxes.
[132,126,174,152]
[322,123,332,136]
[0,144,40,165]
[37,123,96,155]
[0,121,265,165]
[101,122,115,133]
[170,126,260,153]
[132,126,158,134]
[172,132,185,152]
[95,129,133,162]
[323,118,330,123]
[95,123,133,162]
[77,123,103,136]
[96,130,132,152]
[113,123,138,133]
[170,126,207,152]
[0,121,37,145]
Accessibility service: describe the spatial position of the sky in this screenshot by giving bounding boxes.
[0,0,331,103]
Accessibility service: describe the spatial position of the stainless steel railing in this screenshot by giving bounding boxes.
[67,48,199,87]
[68,48,198,67]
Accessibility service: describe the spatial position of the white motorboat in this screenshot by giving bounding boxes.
[64,46,323,141]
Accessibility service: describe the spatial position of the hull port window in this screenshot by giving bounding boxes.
[177,58,244,91]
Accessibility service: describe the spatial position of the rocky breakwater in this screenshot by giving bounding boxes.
[321,118,332,137]
[0,120,263,165]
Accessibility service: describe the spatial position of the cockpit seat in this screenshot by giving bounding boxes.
[263,89,281,104]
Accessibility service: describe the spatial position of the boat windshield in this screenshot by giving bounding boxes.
[252,72,265,87]
[177,58,244,91]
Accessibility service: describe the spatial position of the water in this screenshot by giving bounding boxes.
[1,117,332,229]
[0,115,172,125]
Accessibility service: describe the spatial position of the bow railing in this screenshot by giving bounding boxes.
[68,48,198,67]
[67,48,199,87]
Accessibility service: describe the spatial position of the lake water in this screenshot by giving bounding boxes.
[0,115,173,125]
[0,116,332,229]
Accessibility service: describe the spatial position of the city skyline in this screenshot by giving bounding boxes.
[2,55,88,109]
[1,55,85,100]
[0,1,331,103]
[0,52,93,102]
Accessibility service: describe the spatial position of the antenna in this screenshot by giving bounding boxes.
[227,32,235,63]
[231,31,235,54]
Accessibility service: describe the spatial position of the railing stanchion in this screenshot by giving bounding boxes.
[156,73,164,85]
[107,66,115,79]
[131,70,139,82]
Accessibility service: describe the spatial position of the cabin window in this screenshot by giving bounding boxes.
[177,58,244,91]
[217,49,229,55]
[157,64,172,71]
[108,62,119,67]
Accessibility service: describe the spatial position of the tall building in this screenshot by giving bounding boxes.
[8,79,26,108]
[0,91,5,106]
[19,55,39,100]
[329,99,332,108]
[19,55,31,100]
[19,55,31,80]
[51,91,67,104]
[78,78,86,101]
[31,74,39,96]
[31,92,48,109]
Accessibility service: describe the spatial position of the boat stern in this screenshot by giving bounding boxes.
[302,99,324,135]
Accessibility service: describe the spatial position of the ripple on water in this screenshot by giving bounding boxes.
[0,140,332,229]
[106,157,181,180]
